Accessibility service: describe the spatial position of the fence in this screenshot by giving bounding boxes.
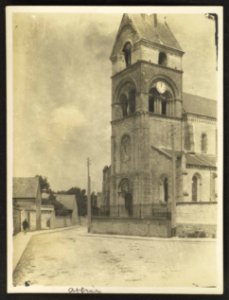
[93,203,171,220]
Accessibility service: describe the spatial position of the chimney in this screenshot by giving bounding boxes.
[153,14,157,27]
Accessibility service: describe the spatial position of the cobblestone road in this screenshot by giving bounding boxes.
[13,226,217,288]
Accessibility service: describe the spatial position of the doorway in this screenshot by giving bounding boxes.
[125,192,133,216]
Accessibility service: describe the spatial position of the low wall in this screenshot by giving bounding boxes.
[91,217,171,237]
[13,208,21,235]
[54,215,72,228]
[176,202,217,237]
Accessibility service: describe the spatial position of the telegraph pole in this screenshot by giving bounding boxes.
[171,125,177,236]
[87,158,91,233]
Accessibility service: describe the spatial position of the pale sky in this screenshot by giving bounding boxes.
[12,12,217,192]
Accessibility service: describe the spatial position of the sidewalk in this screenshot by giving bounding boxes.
[13,226,79,271]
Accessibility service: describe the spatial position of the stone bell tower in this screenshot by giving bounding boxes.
[109,14,184,217]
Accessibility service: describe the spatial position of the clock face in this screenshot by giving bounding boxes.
[156,81,167,94]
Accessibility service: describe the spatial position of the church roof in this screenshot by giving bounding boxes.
[152,147,216,168]
[183,92,217,119]
[13,177,39,199]
[129,14,183,52]
[186,153,217,168]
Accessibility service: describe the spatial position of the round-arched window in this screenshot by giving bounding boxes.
[118,82,136,118]
[148,81,174,116]
[158,52,167,66]
[123,42,132,67]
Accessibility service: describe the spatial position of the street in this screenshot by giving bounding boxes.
[13,226,217,288]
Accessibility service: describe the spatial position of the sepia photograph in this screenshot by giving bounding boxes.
[7,6,223,294]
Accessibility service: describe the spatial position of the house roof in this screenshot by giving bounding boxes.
[129,14,183,51]
[186,153,217,168]
[55,194,76,210]
[13,177,39,199]
[183,92,217,118]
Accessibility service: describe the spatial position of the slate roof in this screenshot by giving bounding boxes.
[13,177,39,199]
[111,14,183,58]
[183,92,217,118]
[152,147,216,168]
[129,14,183,51]
[186,153,217,168]
[55,194,76,211]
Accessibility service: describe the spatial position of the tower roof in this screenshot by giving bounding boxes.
[111,14,183,58]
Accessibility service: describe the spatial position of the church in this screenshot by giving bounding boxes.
[94,14,217,238]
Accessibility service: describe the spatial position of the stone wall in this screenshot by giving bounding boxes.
[176,202,217,237]
[54,215,72,228]
[182,167,217,202]
[91,217,171,237]
[13,207,21,235]
[188,116,217,156]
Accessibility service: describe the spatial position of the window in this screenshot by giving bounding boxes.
[192,173,201,202]
[148,87,172,116]
[161,100,167,115]
[201,133,207,153]
[159,176,169,202]
[163,178,169,202]
[118,82,136,118]
[158,52,167,66]
[123,42,132,67]
[120,94,128,117]
[149,88,157,113]
[129,89,136,114]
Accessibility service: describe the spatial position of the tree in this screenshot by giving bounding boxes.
[36,175,50,192]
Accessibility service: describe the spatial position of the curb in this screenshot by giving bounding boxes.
[80,232,216,243]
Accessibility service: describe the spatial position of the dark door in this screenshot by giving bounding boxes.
[125,193,133,216]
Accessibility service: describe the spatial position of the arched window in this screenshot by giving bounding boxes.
[201,133,207,153]
[192,173,201,202]
[123,42,132,67]
[163,178,169,202]
[149,88,157,113]
[120,94,128,117]
[161,99,167,115]
[159,176,169,202]
[158,52,167,66]
[118,178,133,217]
[118,82,136,118]
[129,88,136,114]
[148,84,173,116]
[211,172,217,202]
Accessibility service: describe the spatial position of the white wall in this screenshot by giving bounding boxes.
[176,203,217,225]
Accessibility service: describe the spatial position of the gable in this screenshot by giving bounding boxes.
[13,177,39,199]
[110,14,139,59]
[110,14,183,59]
